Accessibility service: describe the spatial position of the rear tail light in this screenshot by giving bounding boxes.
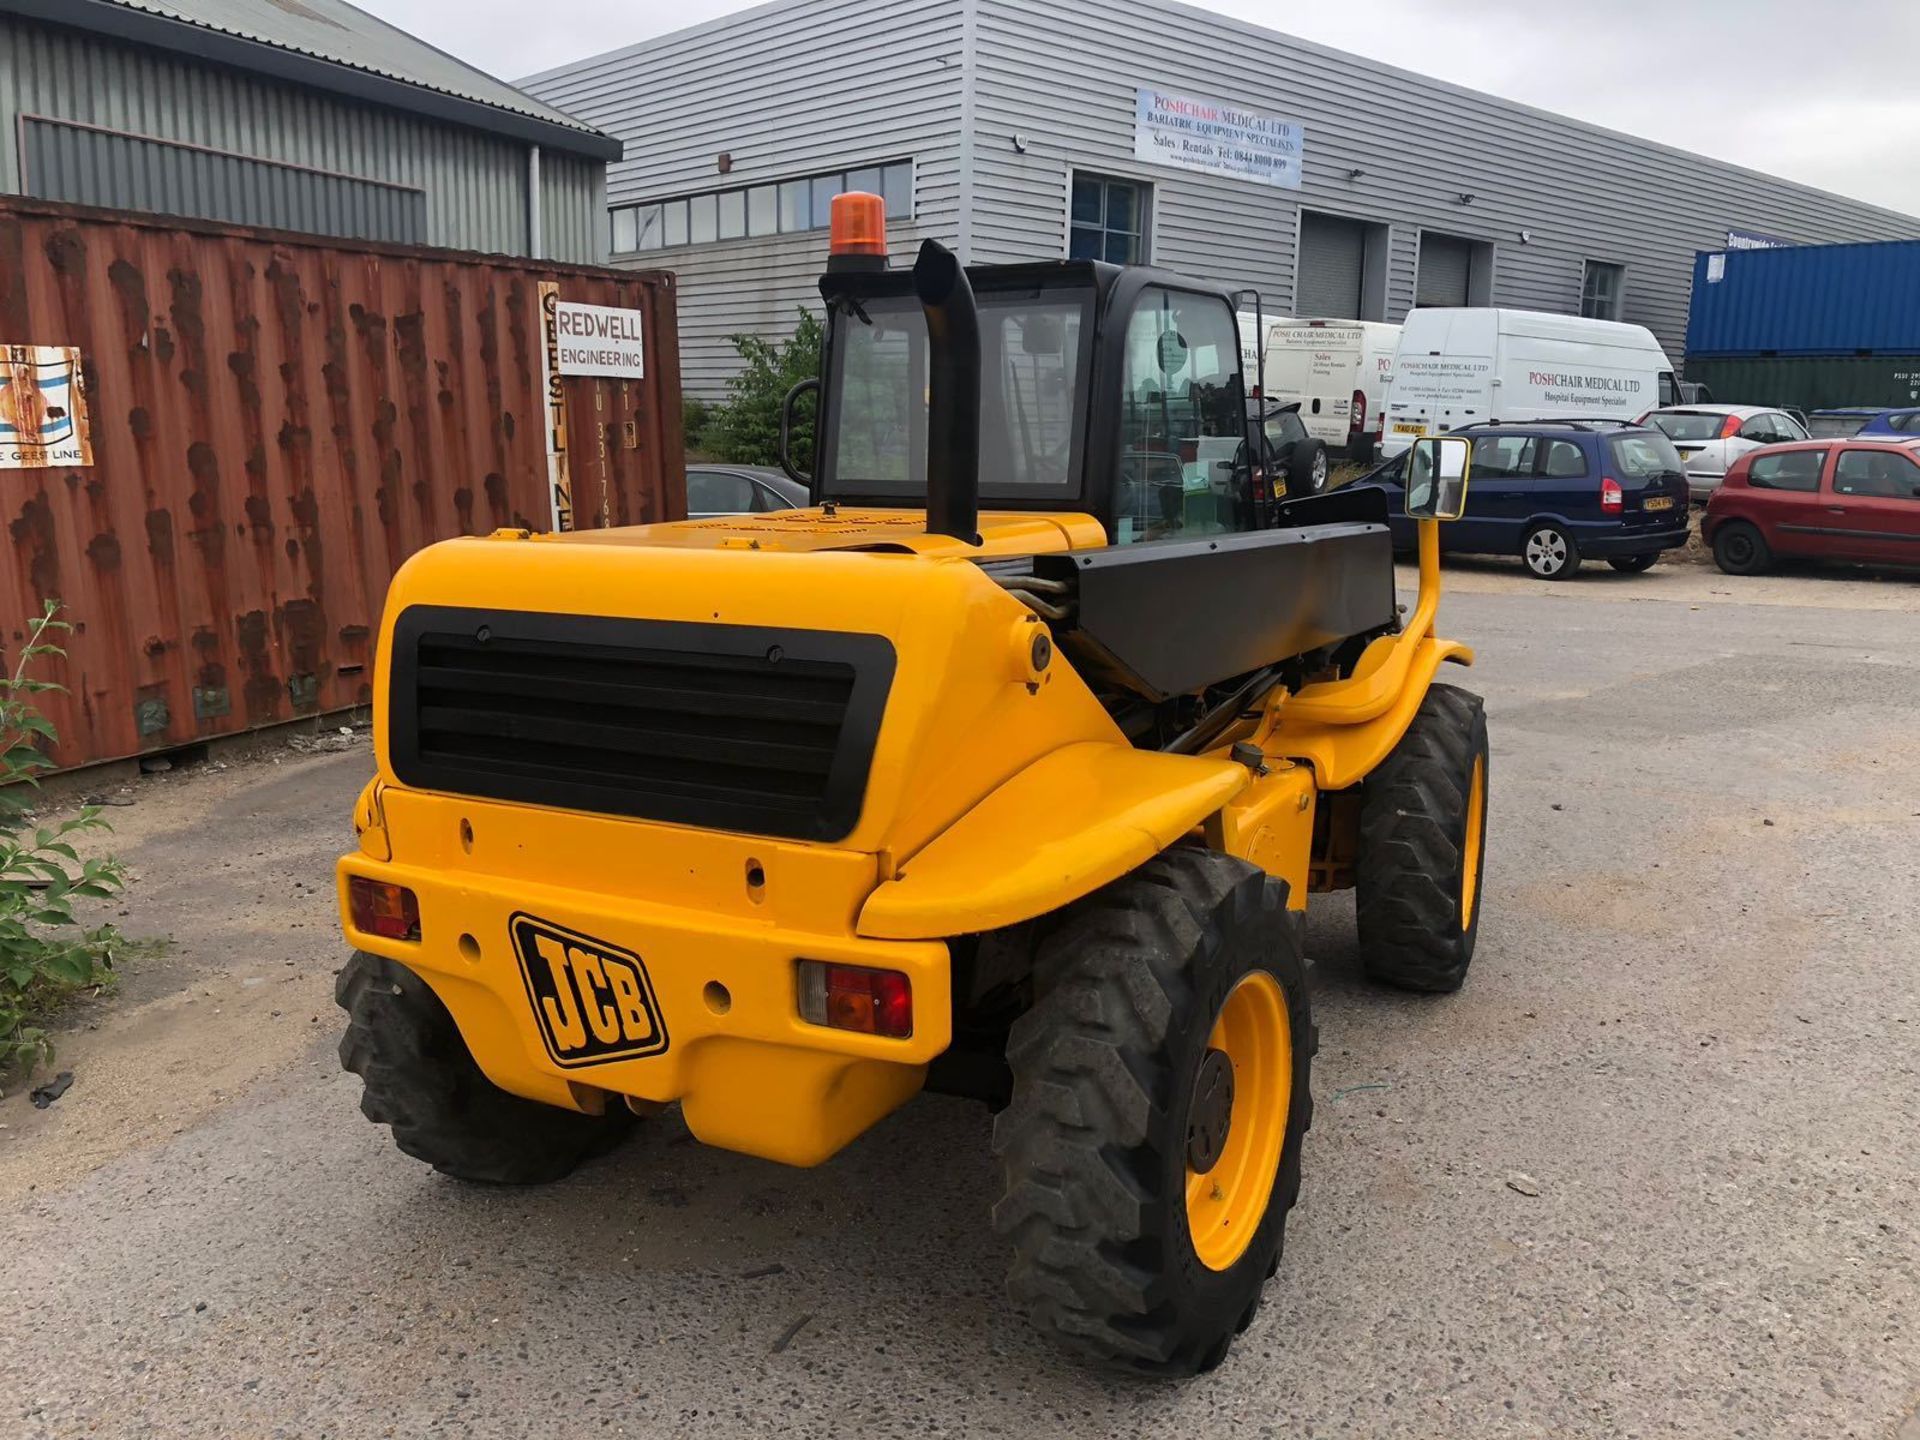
[1350,388,1366,436]
[1719,414,1743,439]
[1600,477,1624,514]
[1632,410,1651,424]
[798,961,912,1038]
[348,876,420,940]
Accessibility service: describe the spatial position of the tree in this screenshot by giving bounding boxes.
[705,309,822,470]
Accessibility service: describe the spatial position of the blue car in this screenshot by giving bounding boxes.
[1807,407,1920,439]
[1357,420,1692,579]
[1857,408,1920,438]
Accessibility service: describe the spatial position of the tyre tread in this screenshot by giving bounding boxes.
[336,952,630,1185]
[1354,683,1489,993]
[991,850,1315,1374]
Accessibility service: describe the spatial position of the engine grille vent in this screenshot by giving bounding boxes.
[389,608,894,841]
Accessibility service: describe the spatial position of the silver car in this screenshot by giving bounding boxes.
[1641,405,1807,499]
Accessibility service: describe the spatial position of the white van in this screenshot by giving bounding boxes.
[1381,308,1679,456]
[1238,309,1286,387]
[1261,320,1401,459]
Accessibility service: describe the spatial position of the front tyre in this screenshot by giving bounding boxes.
[992,850,1315,1376]
[337,951,633,1184]
[1355,683,1490,993]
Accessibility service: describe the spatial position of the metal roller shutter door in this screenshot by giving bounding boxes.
[1417,233,1473,307]
[1296,213,1365,319]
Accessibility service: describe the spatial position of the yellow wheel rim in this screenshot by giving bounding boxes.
[1184,970,1292,1272]
[1460,754,1486,931]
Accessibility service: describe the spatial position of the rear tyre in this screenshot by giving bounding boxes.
[1355,684,1490,994]
[1289,440,1330,496]
[1522,523,1580,579]
[1607,553,1659,573]
[337,951,633,1184]
[1711,521,1771,576]
[992,849,1314,1376]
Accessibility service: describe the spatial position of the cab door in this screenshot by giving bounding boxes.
[1828,446,1920,563]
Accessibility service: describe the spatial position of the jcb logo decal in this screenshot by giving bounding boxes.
[510,914,669,1068]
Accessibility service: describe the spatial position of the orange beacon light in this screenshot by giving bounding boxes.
[827,191,888,271]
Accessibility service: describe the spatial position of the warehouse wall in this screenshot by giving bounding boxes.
[972,0,1920,356]
[0,16,604,263]
[523,0,966,400]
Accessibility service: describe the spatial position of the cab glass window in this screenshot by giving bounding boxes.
[822,290,1092,498]
[1114,288,1247,544]
[1746,450,1824,491]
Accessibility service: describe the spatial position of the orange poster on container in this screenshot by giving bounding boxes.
[0,345,92,469]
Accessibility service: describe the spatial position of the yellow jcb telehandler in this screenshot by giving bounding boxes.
[335,193,1487,1375]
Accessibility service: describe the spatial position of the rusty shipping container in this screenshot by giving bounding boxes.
[0,197,684,771]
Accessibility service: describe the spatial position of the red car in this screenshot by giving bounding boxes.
[1702,437,1920,574]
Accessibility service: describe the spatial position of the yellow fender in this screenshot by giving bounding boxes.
[1271,637,1473,792]
[857,742,1249,941]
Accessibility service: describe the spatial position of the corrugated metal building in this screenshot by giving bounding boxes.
[0,0,621,262]
[522,0,1920,398]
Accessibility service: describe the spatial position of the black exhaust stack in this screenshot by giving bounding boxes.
[912,240,981,544]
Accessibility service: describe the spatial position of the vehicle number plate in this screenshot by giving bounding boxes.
[1644,495,1675,511]
[1393,422,1425,435]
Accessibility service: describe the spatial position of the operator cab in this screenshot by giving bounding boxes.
[797,255,1299,544]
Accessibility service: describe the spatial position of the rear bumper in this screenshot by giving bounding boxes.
[1574,522,1691,558]
[337,841,950,1168]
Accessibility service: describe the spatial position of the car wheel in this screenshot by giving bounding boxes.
[1711,521,1771,576]
[1288,441,1329,497]
[1522,524,1580,580]
[1607,553,1658,574]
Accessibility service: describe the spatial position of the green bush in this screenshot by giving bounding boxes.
[681,393,715,458]
[704,309,823,470]
[1,601,124,1076]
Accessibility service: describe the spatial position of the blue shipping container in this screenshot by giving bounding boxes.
[1686,240,1920,358]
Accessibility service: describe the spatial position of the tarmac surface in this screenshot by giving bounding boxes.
[2,555,1918,1438]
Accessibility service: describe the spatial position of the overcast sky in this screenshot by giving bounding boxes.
[360,0,1920,216]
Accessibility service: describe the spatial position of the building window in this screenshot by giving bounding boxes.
[1069,173,1150,265]
[608,160,912,254]
[1581,260,1624,320]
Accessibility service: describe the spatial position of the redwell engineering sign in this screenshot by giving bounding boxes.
[553,300,647,379]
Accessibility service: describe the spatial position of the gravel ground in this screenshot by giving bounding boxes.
[2,565,1917,1439]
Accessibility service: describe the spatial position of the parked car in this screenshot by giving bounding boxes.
[1702,437,1920,574]
[1807,407,1893,439]
[685,464,809,518]
[1638,404,1808,498]
[1382,308,1679,456]
[1677,380,1716,404]
[1261,318,1400,461]
[1857,407,1920,437]
[1356,419,1690,579]
[1250,400,1330,496]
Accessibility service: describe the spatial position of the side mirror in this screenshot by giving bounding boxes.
[1406,436,1471,520]
[778,377,819,487]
